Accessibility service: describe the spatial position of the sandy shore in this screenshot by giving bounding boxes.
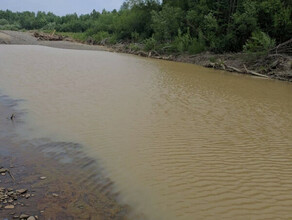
[0,95,129,219]
[0,30,106,51]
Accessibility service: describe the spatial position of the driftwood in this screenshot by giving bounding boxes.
[226,65,244,73]
[51,30,56,36]
[205,61,269,78]
[189,54,198,58]
[205,62,216,68]
[243,64,269,78]
[136,51,148,57]
[162,55,172,60]
[34,32,64,41]
[270,38,292,55]
[151,50,161,57]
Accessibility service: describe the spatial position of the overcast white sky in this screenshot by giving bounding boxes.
[0,0,125,15]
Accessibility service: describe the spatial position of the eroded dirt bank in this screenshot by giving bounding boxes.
[0,95,129,220]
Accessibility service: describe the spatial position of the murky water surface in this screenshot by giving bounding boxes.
[1,45,292,219]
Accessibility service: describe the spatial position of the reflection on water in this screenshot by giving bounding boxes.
[0,45,292,219]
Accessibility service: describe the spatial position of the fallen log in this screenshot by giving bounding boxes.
[151,50,161,57]
[221,63,226,70]
[205,62,258,76]
[136,51,148,57]
[226,65,244,73]
[204,62,216,68]
[51,30,56,36]
[243,64,269,78]
[162,55,172,60]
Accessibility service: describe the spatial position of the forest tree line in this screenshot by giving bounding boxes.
[0,0,291,54]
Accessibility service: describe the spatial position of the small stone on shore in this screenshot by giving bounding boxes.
[4,204,15,209]
[16,189,27,194]
[0,168,8,173]
[27,216,36,220]
[19,214,30,219]
[40,176,46,180]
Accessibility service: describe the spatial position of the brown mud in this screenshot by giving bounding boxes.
[0,95,129,220]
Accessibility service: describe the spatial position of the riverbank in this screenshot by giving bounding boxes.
[1,30,291,82]
[2,30,292,82]
[0,95,129,219]
[106,42,292,82]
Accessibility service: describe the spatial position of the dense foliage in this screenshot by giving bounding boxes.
[0,0,291,54]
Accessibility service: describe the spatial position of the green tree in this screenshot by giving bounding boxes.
[151,5,183,41]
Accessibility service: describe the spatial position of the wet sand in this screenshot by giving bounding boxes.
[0,95,129,219]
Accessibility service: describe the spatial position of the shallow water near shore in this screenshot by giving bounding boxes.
[0,95,128,219]
[1,45,292,219]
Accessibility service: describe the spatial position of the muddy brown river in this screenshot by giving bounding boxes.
[0,45,292,219]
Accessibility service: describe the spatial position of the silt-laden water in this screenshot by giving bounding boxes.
[0,45,292,219]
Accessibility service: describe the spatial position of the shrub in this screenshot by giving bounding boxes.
[108,33,118,45]
[243,31,275,54]
[143,37,157,51]
[0,19,9,26]
[173,29,192,53]
[92,31,110,44]
[188,38,206,54]
[131,32,139,42]
[172,29,206,54]
[129,43,140,51]
[0,24,20,31]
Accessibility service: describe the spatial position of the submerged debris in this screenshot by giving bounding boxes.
[0,167,15,181]
[10,113,15,120]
